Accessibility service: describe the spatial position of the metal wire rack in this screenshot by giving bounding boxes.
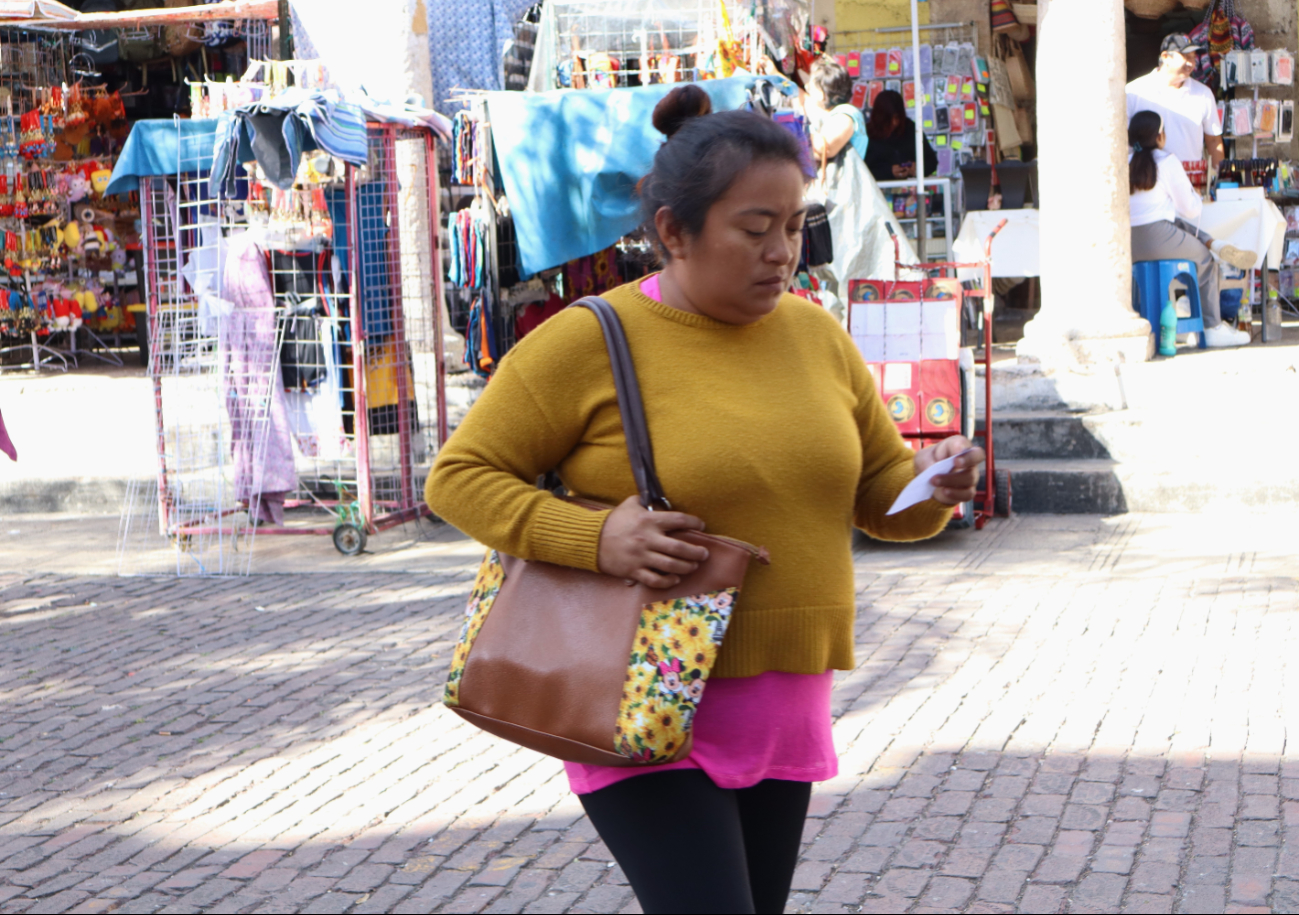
[119,118,448,575]
[547,0,726,85]
[0,28,68,113]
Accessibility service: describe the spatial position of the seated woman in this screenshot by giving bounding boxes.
[802,57,867,162]
[864,90,937,184]
[1128,109,1250,348]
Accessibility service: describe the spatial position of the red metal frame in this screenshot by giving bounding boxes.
[886,218,1008,529]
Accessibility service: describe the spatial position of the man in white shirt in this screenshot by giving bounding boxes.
[1126,34,1224,167]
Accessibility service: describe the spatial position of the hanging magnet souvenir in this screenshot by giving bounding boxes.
[12,173,26,218]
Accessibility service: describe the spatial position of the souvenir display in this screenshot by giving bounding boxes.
[0,74,131,351]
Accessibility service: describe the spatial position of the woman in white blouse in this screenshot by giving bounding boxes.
[1129,109,1252,348]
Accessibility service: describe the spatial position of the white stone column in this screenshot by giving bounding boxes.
[997,0,1153,411]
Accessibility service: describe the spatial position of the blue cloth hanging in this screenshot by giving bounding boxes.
[485,76,789,277]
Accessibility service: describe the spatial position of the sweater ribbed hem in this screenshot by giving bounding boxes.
[528,499,610,572]
[711,604,856,679]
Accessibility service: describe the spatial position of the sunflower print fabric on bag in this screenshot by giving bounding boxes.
[615,589,738,763]
[443,551,505,707]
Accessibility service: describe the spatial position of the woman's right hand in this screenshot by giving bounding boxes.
[597,495,710,589]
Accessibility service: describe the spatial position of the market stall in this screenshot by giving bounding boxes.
[441,0,828,375]
[0,0,280,372]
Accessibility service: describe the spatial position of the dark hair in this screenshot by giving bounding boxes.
[1128,109,1162,193]
[810,57,853,107]
[866,89,907,140]
[640,85,804,257]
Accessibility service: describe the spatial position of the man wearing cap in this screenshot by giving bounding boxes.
[1126,34,1224,167]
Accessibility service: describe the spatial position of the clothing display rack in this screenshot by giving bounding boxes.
[447,2,812,368]
[118,72,448,576]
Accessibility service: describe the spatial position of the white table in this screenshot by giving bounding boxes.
[953,209,1039,279]
[954,200,1286,341]
[1196,198,1286,269]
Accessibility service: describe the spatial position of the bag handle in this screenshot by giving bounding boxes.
[573,296,671,511]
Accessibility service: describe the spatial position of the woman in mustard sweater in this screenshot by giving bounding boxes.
[426,85,983,915]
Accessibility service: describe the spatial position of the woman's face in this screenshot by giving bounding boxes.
[657,159,807,325]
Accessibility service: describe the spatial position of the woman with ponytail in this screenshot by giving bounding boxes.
[1129,109,1251,347]
[428,84,984,912]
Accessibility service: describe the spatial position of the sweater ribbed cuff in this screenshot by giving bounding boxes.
[528,499,611,572]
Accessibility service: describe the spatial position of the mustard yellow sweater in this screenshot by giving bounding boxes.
[425,281,951,678]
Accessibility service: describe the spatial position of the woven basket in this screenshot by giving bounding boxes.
[1125,0,1181,18]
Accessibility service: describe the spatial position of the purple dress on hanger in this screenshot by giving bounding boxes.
[221,233,297,525]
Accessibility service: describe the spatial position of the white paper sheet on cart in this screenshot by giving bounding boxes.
[886,449,975,516]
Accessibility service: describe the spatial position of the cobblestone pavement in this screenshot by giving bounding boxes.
[2,513,1299,914]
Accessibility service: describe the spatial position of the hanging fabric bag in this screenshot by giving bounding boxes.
[1190,0,1255,89]
[280,296,327,391]
[802,145,835,268]
[444,297,769,766]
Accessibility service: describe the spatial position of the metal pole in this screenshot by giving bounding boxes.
[277,0,291,61]
[911,0,926,261]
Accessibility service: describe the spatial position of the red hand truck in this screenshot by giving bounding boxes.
[882,218,1010,529]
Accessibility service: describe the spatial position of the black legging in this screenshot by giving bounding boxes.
[578,770,811,914]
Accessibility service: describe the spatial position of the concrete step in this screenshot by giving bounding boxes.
[998,459,1125,514]
[984,411,1112,461]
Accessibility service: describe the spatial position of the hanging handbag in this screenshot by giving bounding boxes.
[802,144,834,268]
[443,296,770,766]
[1190,0,1255,89]
[802,205,834,268]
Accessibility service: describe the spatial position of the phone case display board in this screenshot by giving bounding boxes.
[842,24,989,178]
[118,120,448,576]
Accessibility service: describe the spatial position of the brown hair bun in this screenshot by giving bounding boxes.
[652,84,713,138]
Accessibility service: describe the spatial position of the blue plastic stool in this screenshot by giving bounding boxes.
[1132,260,1207,350]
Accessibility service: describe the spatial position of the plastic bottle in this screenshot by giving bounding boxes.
[1159,294,1178,356]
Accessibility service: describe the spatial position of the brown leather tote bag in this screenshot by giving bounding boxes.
[443,296,769,767]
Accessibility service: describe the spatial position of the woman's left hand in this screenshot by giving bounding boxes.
[914,436,985,506]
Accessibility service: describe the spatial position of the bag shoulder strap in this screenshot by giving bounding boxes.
[572,296,671,510]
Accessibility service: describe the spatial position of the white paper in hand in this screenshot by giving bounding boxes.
[886,449,975,516]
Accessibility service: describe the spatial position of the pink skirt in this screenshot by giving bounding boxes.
[565,671,838,795]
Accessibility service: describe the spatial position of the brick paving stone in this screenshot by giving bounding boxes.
[1016,884,1066,913]
[1006,816,1057,845]
[974,867,1028,903]
[1072,873,1127,910]
[1123,892,1175,913]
